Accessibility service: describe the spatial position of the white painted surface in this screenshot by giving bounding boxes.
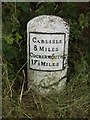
[27,15,69,94]
[30,32,65,71]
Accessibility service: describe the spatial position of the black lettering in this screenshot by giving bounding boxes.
[45,55,47,58]
[56,48,58,51]
[52,40,55,44]
[52,48,55,52]
[45,47,47,51]
[41,40,44,43]
[52,63,55,66]
[34,45,37,51]
[46,63,48,66]
[34,60,38,65]
[57,62,59,66]
[46,40,48,44]
[38,60,40,66]
[39,46,44,51]
[41,61,46,66]
[49,63,52,66]
[37,40,40,43]
[48,48,51,51]
[50,40,52,43]
[48,56,51,59]
[59,40,62,43]
[56,40,58,44]
[30,52,33,57]
[39,55,41,58]
[31,59,33,65]
[32,37,36,43]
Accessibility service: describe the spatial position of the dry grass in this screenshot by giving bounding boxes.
[2,56,89,119]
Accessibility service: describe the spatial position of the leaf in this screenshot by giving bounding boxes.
[78,14,85,29]
[4,34,14,45]
[2,40,17,60]
[78,13,89,29]
[5,49,17,61]
[15,33,22,42]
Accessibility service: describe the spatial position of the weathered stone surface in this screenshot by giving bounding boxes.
[27,15,69,94]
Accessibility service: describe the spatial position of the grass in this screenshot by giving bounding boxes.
[2,55,89,119]
[2,2,90,119]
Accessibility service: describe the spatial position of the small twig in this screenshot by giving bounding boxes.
[32,93,39,109]
[53,4,58,12]
[19,70,25,104]
[38,95,44,111]
[22,87,31,95]
[5,108,14,118]
[7,62,27,96]
[3,62,12,97]
[18,107,32,119]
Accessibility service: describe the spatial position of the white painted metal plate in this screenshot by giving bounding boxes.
[29,32,65,71]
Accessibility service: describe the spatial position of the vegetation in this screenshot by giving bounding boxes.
[2,2,90,119]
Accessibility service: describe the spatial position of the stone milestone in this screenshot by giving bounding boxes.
[27,15,69,94]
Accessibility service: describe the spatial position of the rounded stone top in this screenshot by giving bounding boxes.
[27,15,69,33]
